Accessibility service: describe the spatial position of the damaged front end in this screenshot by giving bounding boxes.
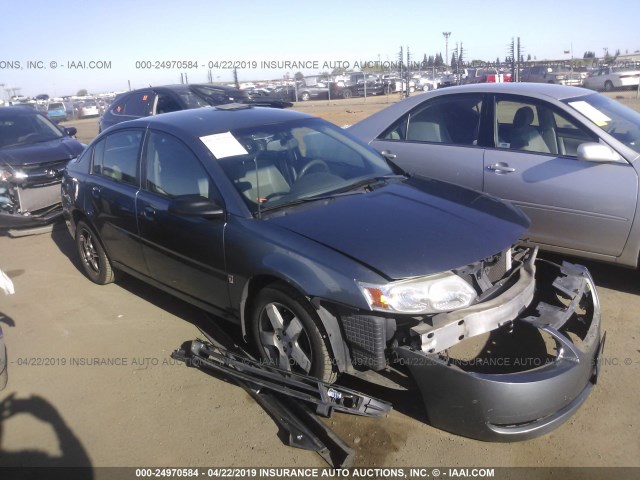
[391,247,602,441]
[0,160,69,229]
[334,247,602,441]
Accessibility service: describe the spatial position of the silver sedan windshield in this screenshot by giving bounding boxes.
[564,93,640,155]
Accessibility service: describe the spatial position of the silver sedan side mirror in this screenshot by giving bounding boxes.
[577,142,623,163]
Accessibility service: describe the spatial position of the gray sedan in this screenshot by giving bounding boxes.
[349,83,640,267]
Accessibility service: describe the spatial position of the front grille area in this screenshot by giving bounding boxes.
[16,183,62,213]
[18,159,70,187]
[341,314,388,371]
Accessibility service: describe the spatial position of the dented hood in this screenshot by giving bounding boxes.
[266,177,529,280]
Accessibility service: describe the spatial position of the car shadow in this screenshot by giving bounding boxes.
[50,223,84,275]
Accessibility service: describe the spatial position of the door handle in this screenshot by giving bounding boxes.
[487,163,516,173]
[381,150,396,160]
[142,206,156,220]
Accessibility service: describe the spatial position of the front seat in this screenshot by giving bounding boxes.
[510,106,550,153]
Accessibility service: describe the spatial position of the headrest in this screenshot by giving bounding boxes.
[513,106,534,129]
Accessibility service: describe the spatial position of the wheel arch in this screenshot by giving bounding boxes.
[239,273,352,374]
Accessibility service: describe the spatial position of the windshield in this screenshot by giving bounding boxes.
[210,118,394,214]
[186,85,248,108]
[0,112,64,148]
[564,94,640,155]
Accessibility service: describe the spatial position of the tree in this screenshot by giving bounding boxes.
[583,51,596,59]
[527,54,531,61]
[77,89,88,96]
[451,52,457,68]
[294,72,304,81]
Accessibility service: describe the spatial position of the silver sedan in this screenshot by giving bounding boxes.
[349,83,640,267]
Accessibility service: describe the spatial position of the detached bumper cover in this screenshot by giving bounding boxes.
[396,258,602,442]
[0,206,63,229]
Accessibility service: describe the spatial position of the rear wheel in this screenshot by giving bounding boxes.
[300,92,311,101]
[76,220,115,285]
[342,88,353,99]
[604,80,614,92]
[251,284,337,383]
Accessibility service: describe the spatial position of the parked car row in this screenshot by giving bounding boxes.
[8,97,111,123]
[435,65,639,92]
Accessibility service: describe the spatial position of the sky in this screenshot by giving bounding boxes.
[1,0,639,98]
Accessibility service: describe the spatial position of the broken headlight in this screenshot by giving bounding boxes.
[358,272,477,314]
[0,164,27,184]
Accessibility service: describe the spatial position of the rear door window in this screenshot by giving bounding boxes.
[120,91,155,117]
[92,130,143,185]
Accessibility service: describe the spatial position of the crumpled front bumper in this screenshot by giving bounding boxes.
[0,207,63,229]
[1,179,64,230]
[396,255,603,442]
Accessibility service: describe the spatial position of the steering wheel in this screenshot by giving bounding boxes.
[263,191,289,202]
[298,159,329,178]
[17,133,41,143]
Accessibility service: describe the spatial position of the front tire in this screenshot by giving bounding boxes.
[300,92,311,101]
[251,284,337,383]
[76,220,115,285]
[604,80,614,92]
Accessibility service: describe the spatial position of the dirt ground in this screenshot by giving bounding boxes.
[0,90,639,475]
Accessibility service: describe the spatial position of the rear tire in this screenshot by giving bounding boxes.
[604,80,614,92]
[251,283,337,383]
[76,220,115,285]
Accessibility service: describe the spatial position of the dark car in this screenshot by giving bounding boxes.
[62,105,602,441]
[98,84,292,132]
[338,73,388,99]
[0,107,84,230]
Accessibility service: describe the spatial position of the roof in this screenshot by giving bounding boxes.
[125,83,243,94]
[0,106,41,117]
[434,82,592,100]
[109,104,314,138]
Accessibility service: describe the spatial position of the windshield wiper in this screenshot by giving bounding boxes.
[258,191,364,214]
[258,175,406,214]
[334,174,406,193]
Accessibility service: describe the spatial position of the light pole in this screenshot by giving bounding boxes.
[443,32,451,67]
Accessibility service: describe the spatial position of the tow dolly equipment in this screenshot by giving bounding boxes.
[171,335,391,467]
